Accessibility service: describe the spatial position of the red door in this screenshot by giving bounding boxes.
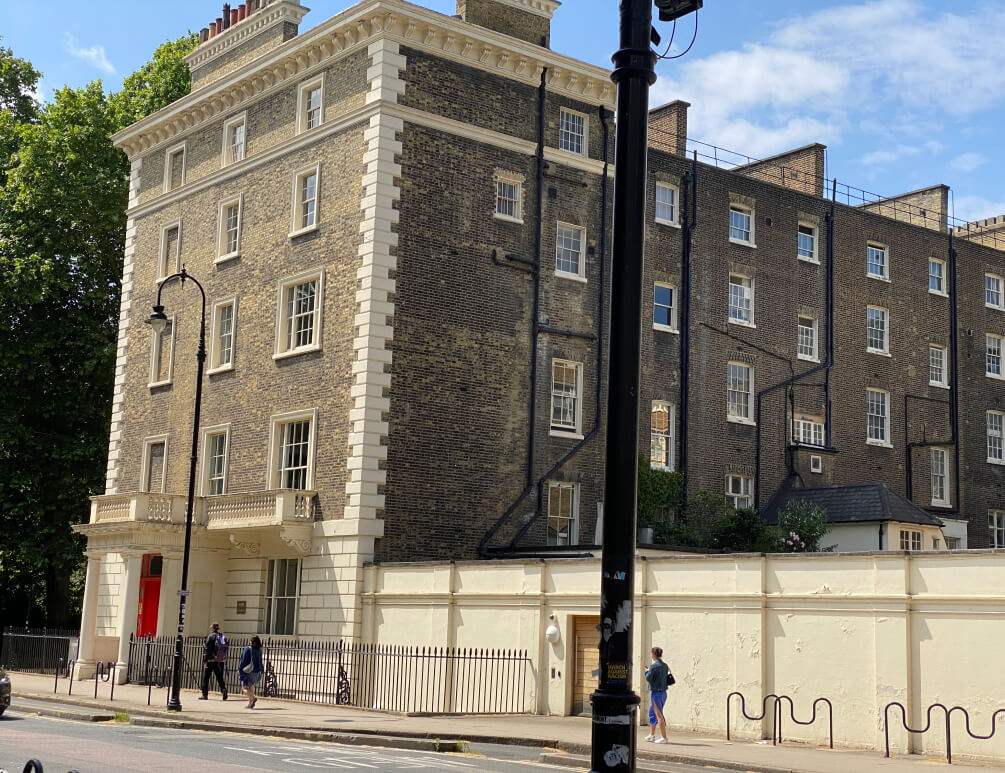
[136,554,163,638]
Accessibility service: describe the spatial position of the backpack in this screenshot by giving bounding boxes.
[215,632,230,661]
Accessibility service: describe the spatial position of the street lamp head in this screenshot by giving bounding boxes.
[654,0,702,22]
[146,305,169,334]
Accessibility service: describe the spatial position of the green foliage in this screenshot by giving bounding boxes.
[637,455,684,526]
[776,499,831,552]
[0,37,41,123]
[709,507,778,553]
[0,35,195,627]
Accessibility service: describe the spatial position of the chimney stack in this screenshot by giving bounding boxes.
[648,100,689,156]
[222,3,231,29]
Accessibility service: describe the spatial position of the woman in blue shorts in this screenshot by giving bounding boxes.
[644,646,670,743]
[239,636,264,709]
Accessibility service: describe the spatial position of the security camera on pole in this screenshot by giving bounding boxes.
[591,2,701,771]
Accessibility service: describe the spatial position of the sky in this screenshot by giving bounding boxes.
[3,0,1005,224]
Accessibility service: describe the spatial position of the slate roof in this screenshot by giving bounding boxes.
[761,479,944,527]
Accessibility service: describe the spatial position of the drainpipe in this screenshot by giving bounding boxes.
[679,152,697,496]
[752,194,836,511]
[479,104,612,555]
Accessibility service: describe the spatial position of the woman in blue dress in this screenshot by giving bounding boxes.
[238,636,264,709]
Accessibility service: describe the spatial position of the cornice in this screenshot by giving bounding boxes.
[185,1,311,72]
[112,0,613,159]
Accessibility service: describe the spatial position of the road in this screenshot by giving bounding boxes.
[0,708,732,773]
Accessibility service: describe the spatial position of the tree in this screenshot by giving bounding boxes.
[0,34,196,628]
[776,498,831,552]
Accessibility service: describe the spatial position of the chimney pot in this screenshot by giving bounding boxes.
[222,3,231,28]
[238,4,247,20]
[209,21,218,36]
[216,16,224,32]
[230,8,239,25]
[199,27,209,43]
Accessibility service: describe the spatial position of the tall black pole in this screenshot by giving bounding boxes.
[154,269,207,713]
[590,2,655,770]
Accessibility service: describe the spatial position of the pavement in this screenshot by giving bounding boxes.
[4,671,997,772]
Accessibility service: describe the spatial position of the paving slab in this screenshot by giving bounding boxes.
[8,671,998,772]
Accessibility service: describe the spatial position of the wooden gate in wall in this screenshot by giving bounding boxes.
[572,615,600,715]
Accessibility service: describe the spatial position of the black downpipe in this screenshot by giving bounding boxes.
[753,191,837,511]
[825,180,836,446]
[904,393,950,501]
[679,152,697,496]
[479,103,611,555]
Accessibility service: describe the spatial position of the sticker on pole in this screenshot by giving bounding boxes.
[605,662,630,684]
[603,744,630,767]
[593,713,632,725]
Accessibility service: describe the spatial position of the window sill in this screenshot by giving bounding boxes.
[289,223,319,239]
[867,439,893,448]
[215,252,240,266]
[550,429,585,440]
[929,382,950,390]
[986,304,1005,312]
[655,218,681,229]
[555,271,587,284]
[929,290,948,298]
[728,319,756,329]
[866,348,892,357]
[931,501,952,509]
[797,255,820,265]
[729,237,756,248]
[148,381,172,390]
[988,458,1005,466]
[274,345,321,361]
[987,372,1005,380]
[208,364,234,375]
[728,416,756,427]
[653,324,679,334]
[867,274,891,282]
[797,354,819,363]
[650,464,675,472]
[494,213,524,225]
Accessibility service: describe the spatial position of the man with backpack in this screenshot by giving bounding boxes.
[199,622,229,700]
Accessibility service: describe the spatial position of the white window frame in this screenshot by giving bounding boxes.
[867,242,889,281]
[990,510,1005,548]
[792,418,824,447]
[931,447,949,508]
[216,194,243,263]
[929,344,948,388]
[296,74,325,134]
[928,258,947,296]
[221,112,247,167]
[728,204,755,246]
[267,408,318,490]
[264,557,301,636]
[140,435,169,494]
[148,313,176,388]
[797,315,818,361]
[201,424,231,497]
[809,455,823,474]
[653,283,677,332]
[274,269,325,360]
[727,361,754,425]
[558,107,588,156]
[555,222,586,281]
[162,142,186,193]
[493,172,524,223]
[899,529,922,551]
[208,296,238,374]
[157,221,182,281]
[797,222,818,263]
[546,481,579,546]
[987,334,1004,379]
[289,163,321,238]
[728,273,755,327]
[866,388,891,447]
[725,475,753,510]
[654,183,679,226]
[650,400,674,470]
[866,306,890,355]
[987,274,1004,310]
[988,410,1005,464]
[550,359,583,437]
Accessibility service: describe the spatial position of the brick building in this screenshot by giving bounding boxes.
[73,0,1005,673]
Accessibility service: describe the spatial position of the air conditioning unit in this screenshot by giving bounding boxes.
[810,455,823,474]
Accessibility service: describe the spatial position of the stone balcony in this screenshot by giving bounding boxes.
[88,490,317,553]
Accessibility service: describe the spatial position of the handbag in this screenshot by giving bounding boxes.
[242,662,253,674]
[667,670,676,687]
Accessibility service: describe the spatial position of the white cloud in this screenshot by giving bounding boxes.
[952,195,1005,225]
[859,145,921,166]
[949,152,987,173]
[63,34,115,75]
[652,0,1005,161]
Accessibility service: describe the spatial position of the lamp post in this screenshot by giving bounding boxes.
[592,2,700,770]
[147,267,207,713]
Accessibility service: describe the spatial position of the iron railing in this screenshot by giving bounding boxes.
[0,627,79,676]
[127,635,531,714]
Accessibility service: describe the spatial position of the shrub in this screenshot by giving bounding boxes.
[776,499,830,552]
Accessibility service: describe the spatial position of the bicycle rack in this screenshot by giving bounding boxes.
[727,692,833,748]
[885,701,1005,764]
[18,760,79,773]
[94,661,116,701]
[52,659,74,695]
